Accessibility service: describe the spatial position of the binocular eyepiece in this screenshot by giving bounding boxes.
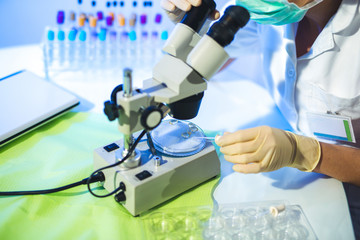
[169,4,250,120]
[207,6,250,47]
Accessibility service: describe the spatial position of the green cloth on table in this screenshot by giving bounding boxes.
[0,112,220,240]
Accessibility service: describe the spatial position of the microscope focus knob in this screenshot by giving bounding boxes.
[104,100,119,121]
[141,106,163,130]
[104,84,124,121]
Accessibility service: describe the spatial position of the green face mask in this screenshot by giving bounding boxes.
[235,0,323,25]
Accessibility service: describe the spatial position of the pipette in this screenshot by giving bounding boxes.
[192,136,216,141]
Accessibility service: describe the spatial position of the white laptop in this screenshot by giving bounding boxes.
[0,70,79,147]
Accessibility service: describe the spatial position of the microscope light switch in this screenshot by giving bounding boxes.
[135,170,152,180]
[104,143,120,152]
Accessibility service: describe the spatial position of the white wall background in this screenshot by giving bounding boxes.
[0,0,229,48]
[0,0,61,48]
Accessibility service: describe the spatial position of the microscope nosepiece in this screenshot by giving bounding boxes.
[168,92,204,120]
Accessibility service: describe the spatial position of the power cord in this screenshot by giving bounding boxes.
[87,129,147,198]
[0,172,105,196]
[0,130,147,197]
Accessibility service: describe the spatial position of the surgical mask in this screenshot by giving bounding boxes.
[235,0,323,25]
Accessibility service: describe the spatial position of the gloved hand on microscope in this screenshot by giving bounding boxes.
[161,0,220,22]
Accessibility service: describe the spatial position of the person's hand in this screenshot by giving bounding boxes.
[161,0,220,23]
[215,126,321,173]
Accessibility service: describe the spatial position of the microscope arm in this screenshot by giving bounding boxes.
[106,4,250,137]
[98,3,250,216]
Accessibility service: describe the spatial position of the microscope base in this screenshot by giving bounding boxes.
[93,138,220,216]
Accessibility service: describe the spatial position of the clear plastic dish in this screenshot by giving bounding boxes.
[141,201,318,240]
[150,119,206,157]
[141,206,213,240]
[204,202,317,240]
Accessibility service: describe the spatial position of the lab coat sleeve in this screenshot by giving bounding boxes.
[225,20,261,58]
[220,20,264,86]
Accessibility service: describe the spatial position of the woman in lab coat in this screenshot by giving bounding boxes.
[162,0,360,236]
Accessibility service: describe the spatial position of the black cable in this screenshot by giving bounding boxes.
[146,132,157,156]
[86,129,147,198]
[0,172,105,196]
[0,130,147,198]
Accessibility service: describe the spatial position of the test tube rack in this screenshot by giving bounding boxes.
[42,0,173,79]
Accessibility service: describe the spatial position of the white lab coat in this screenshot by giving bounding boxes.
[226,0,360,147]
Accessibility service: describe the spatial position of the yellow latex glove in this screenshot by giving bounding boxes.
[215,126,321,173]
[161,0,220,23]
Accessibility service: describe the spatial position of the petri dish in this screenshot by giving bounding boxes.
[150,119,206,157]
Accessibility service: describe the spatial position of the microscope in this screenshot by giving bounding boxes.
[93,0,250,216]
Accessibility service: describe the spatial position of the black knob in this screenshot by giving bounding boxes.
[141,106,163,130]
[104,100,119,121]
[104,84,124,121]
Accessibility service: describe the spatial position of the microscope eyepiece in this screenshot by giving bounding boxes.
[207,6,250,47]
[180,0,216,33]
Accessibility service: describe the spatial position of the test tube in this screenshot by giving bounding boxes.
[139,13,149,63]
[78,14,86,30]
[57,10,65,26]
[127,30,138,68]
[46,30,55,63]
[87,16,98,65]
[116,14,126,67]
[97,27,107,66]
[89,15,97,31]
[69,11,76,26]
[57,29,66,65]
[44,29,55,79]
[118,13,126,28]
[105,15,113,33]
[97,11,104,28]
[56,11,66,65]
[76,14,87,68]
[67,28,78,66]
[140,14,147,26]
[100,16,116,67]
[78,30,87,68]
[129,13,137,28]
[108,12,115,22]
[154,13,162,25]
[128,13,138,67]
[154,30,168,59]
[107,30,117,68]
[150,30,158,60]
[151,12,167,60]
[119,31,128,67]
